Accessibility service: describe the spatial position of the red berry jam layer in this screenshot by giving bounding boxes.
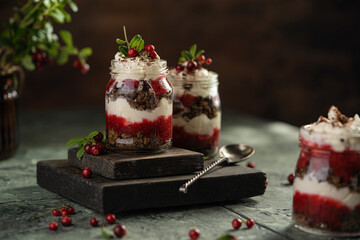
[293,191,360,232]
[173,126,220,157]
[106,113,172,151]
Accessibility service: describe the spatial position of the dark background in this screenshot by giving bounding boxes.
[1,0,360,126]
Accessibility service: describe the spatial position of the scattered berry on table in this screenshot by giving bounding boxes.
[106,213,116,224]
[93,132,104,142]
[60,210,68,216]
[113,224,127,237]
[49,222,58,231]
[52,209,60,216]
[82,167,92,178]
[247,162,256,168]
[96,142,106,154]
[67,206,75,215]
[266,179,269,185]
[90,217,99,227]
[246,219,255,228]
[288,173,294,184]
[232,218,242,229]
[84,144,92,154]
[189,228,200,239]
[61,216,72,226]
[90,145,100,156]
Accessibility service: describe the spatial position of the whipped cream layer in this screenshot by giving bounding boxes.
[111,53,167,80]
[294,174,360,209]
[106,97,172,122]
[173,113,221,135]
[301,106,360,152]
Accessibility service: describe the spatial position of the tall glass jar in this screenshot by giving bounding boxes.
[168,71,221,158]
[293,125,360,236]
[105,59,173,153]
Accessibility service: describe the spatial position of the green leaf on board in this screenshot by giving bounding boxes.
[215,235,236,240]
[65,137,84,147]
[101,228,114,239]
[76,146,85,159]
[87,131,99,139]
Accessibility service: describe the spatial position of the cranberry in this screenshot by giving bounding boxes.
[93,132,104,142]
[106,213,116,224]
[67,206,75,215]
[35,61,43,70]
[232,218,242,229]
[149,51,158,59]
[128,48,136,57]
[205,58,212,65]
[80,63,90,74]
[266,179,269,185]
[36,51,44,62]
[189,228,200,239]
[49,222,58,231]
[84,144,92,154]
[247,162,256,168]
[60,206,67,211]
[246,219,255,228]
[113,224,127,237]
[82,167,92,178]
[288,173,294,184]
[73,58,81,68]
[175,64,184,72]
[196,60,202,68]
[90,217,99,227]
[145,45,155,52]
[198,55,206,63]
[90,145,100,156]
[61,216,72,226]
[96,142,106,154]
[52,209,60,216]
[186,61,197,71]
[60,210,68,216]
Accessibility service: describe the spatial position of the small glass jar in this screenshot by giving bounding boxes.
[168,71,221,158]
[105,59,173,153]
[292,125,360,236]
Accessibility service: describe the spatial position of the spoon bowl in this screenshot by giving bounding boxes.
[220,144,255,163]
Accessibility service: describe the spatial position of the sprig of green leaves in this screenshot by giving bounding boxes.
[215,234,237,240]
[66,131,106,159]
[116,26,145,57]
[178,44,205,64]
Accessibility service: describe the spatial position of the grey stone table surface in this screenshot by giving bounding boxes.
[0,109,355,240]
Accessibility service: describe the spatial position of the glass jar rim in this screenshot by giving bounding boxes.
[110,59,168,75]
[168,71,219,86]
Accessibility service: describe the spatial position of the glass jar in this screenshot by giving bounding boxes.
[168,71,221,158]
[0,73,19,160]
[105,59,173,153]
[292,125,360,236]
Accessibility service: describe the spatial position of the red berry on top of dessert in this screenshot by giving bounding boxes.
[293,106,360,233]
[106,28,173,153]
[168,44,220,157]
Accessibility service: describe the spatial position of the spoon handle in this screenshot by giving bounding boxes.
[179,157,227,193]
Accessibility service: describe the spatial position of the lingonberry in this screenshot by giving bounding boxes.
[80,63,90,74]
[52,209,60,216]
[149,51,158,59]
[246,219,255,228]
[73,58,81,68]
[186,61,197,71]
[49,222,58,231]
[205,58,212,65]
[128,48,136,57]
[93,132,104,142]
[288,173,294,184]
[145,45,155,52]
[198,55,206,63]
[96,142,106,154]
[90,217,99,227]
[60,206,67,211]
[232,218,242,229]
[247,162,256,168]
[82,167,92,178]
[266,179,269,185]
[189,228,200,239]
[61,216,72,226]
[60,210,68,216]
[67,206,75,215]
[35,61,43,70]
[84,144,92,154]
[90,145,100,156]
[113,224,127,237]
[106,213,116,224]
[175,64,184,72]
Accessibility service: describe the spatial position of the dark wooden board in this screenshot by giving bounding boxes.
[68,147,204,180]
[37,160,267,213]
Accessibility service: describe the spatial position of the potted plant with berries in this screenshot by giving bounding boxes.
[0,0,92,160]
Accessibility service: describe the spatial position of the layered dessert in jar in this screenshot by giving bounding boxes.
[168,45,220,158]
[105,32,173,153]
[293,106,360,235]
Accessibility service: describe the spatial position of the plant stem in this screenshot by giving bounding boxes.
[123,26,129,48]
[20,1,42,27]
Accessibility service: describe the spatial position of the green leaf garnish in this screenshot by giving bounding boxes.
[119,45,128,57]
[66,131,106,159]
[129,34,141,49]
[116,38,126,45]
[178,44,206,63]
[79,47,92,57]
[195,50,205,59]
[137,39,144,53]
[59,30,73,47]
[216,235,236,240]
[189,44,196,57]
[21,55,35,70]
[181,50,192,61]
[116,26,150,58]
